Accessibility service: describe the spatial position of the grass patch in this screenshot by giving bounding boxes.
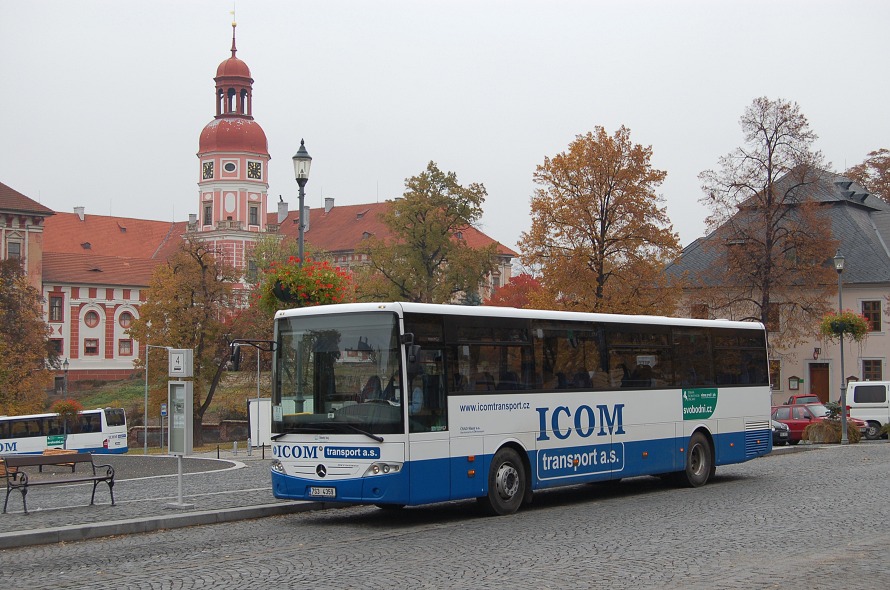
[56,374,266,424]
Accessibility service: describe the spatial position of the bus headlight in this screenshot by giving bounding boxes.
[363,462,402,477]
[271,459,285,474]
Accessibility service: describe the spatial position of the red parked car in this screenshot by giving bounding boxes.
[771,403,867,444]
[783,394,819,405]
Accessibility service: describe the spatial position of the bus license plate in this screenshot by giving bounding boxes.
[309,486,336,498]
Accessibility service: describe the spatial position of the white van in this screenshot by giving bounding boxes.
[845,381,890,440]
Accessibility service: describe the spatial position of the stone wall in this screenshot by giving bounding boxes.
[129,420,249,447]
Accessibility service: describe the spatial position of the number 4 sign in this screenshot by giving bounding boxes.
[168,349,194,378]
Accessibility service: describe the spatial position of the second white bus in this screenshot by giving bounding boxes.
[0,408,128,455]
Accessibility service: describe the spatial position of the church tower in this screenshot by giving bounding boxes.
[193,22,270,279]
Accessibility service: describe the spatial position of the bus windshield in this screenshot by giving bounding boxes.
[273,311,404,436]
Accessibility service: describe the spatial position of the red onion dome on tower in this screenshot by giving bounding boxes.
[198,22,268,156]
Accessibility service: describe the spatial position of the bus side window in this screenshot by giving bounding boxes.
[81,415,99,434]
[10,420,26,437]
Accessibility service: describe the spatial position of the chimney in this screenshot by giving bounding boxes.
[302,205,310,232]
[188,213,197,224]
[74,206,85,221]
[324,197,334,213]
[278,199,289,223]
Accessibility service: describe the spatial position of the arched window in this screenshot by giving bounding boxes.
[240,89,250,115]
[227,88,237,112]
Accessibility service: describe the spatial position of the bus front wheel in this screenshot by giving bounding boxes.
[673,432,714,488]
[478,447,526,516]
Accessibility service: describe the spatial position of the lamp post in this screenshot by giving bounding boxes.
[292,139,312,267]
[833,249,849,445]
[144,345,171,455]
[62,358,69,396]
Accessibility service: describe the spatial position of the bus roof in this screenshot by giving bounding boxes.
[274,302,765,331]
[0,408,105,421]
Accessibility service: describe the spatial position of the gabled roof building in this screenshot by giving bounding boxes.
[668,168,890,406]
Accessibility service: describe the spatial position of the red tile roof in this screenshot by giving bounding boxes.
[0,181,54,216]
[43,212,187,260]
[42,252,160,286]
[270,201,518,257]
[36,201,514,289]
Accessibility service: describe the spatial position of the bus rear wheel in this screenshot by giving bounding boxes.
[673,432,714,488]
[478,447,526,516]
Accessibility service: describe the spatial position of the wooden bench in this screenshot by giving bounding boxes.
[0,459,18,481]
[39,448,79,472]
[2,453,115,514]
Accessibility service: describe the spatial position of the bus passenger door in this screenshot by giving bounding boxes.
[407,349,451,504]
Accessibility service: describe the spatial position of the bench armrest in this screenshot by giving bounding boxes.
[93,463,115,478]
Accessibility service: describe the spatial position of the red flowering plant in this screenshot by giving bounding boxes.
[257,256,354,314]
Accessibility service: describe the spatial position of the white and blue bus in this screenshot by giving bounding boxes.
[0,408,128,455]
[270,303,771,515]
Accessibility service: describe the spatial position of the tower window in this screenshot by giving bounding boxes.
[204,204,213,226]
[249,206,259,226]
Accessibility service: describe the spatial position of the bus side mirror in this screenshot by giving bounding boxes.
[230,344,242,371]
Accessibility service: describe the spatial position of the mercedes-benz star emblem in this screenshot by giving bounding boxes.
[316,464,327,478]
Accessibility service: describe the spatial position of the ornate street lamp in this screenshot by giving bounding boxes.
[62,358,69,395]
[833,249,849,445]
[292,139,312,267]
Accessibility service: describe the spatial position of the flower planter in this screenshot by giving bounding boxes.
[272,280,299,303]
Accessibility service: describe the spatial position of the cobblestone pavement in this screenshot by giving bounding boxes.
[1,442,888,589]
[0,447,320,541]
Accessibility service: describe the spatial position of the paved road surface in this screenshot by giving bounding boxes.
[1,442,888,588]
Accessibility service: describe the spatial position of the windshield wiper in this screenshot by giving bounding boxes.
[341,424,384,443]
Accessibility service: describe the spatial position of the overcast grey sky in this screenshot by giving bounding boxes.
[1,1,887,258]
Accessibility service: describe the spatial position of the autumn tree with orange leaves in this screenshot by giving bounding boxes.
[519,126,682,314]
[846,148,890,203]
[485,273,544,309]
[128,237,240,445]
[0,258,56,414]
